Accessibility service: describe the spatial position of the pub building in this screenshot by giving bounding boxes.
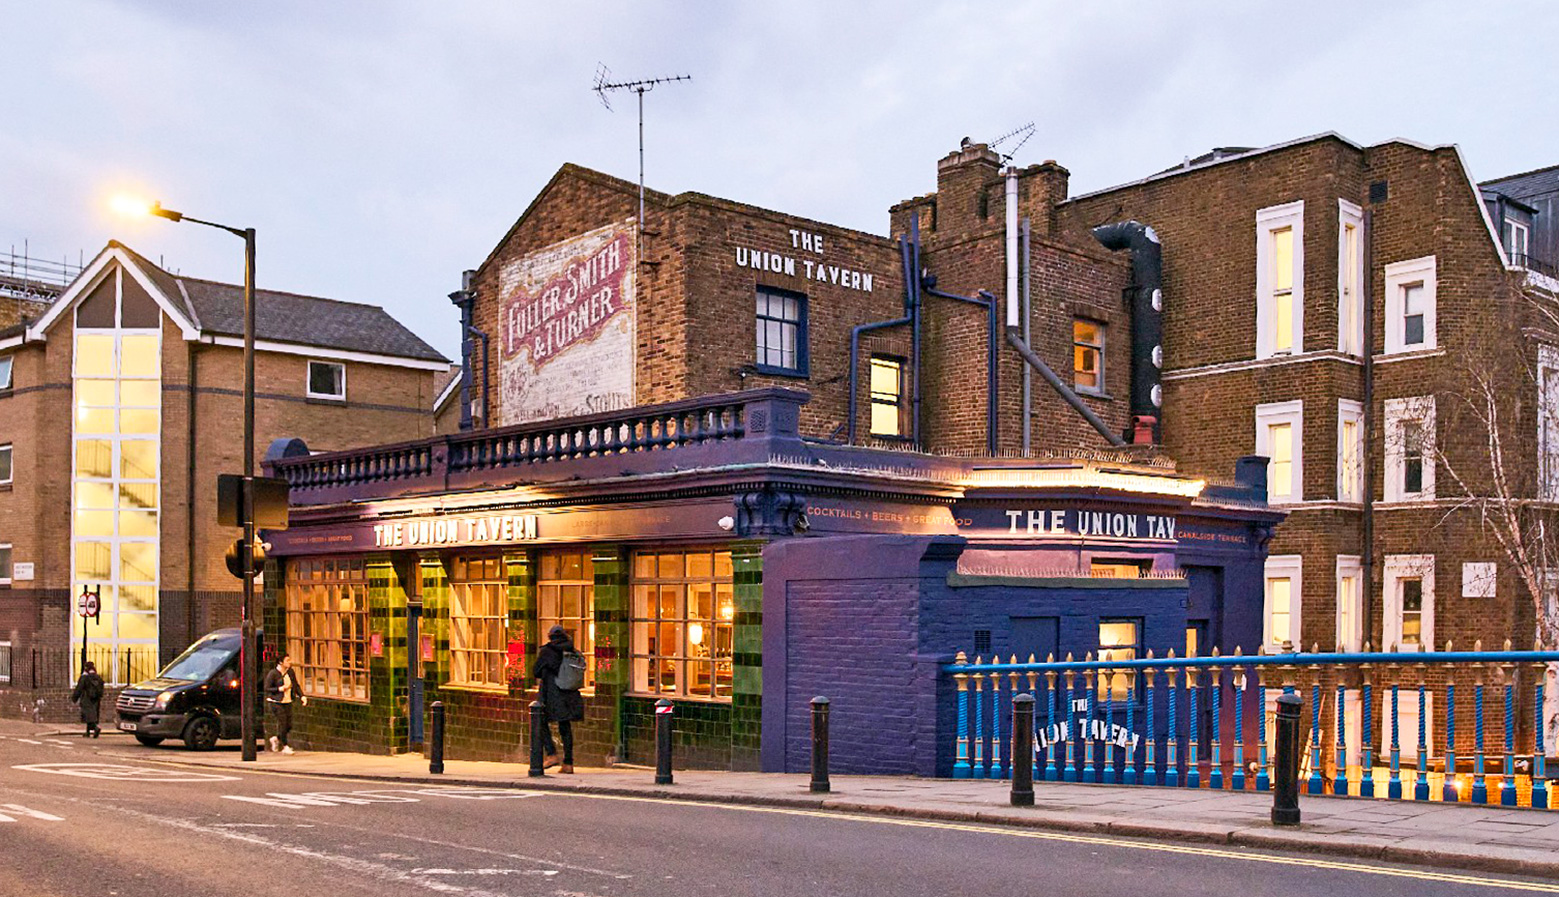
[261,146,1283,775]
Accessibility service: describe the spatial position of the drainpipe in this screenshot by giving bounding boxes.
[847,233,916,445]
[468,325,491,429]
[919,281,999,455]
[1362,208,1377,649]
[910,217,923,448]
[1005,327,1125,446]
[1021,218,1032,456]
[449,269,477,431]
[1092,220,1164,444]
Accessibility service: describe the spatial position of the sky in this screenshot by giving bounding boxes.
[5,0,1558,361]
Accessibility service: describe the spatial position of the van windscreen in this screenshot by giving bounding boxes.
[159,642,237,682]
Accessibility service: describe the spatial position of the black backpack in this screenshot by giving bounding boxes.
[555,650,587,692]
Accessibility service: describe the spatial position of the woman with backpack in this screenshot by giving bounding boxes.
[71,661,105,738]
[532,625,585,773]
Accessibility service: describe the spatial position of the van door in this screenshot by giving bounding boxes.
[408,604,425,746]
[215,664,242,737]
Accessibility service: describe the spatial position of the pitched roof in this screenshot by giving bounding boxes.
[1482,163,1559,200]
[110,242,447,363]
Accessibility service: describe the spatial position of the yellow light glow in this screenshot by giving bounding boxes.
[719,602,734,621]
[110,195,154,218]
[689,622,705,646]
[963,466,1206,498]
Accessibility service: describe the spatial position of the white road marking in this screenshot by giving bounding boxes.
[16,738,42,745]
[0,804,65,822]
[221,788,540,810]
[411,869,559,877]
[13,763,239,782]
[46,740,76,747]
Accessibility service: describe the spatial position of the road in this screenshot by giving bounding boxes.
[1,733,1556,897]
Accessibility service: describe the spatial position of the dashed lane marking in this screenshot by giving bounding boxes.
[16,738,43,745]
[222,787,543,809]
[0,804,65,823]
[13,763,240,782]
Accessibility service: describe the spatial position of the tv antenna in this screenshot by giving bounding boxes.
[593,64,692,238]
[990,121,1036,165]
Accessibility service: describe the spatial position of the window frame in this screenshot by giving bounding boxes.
[284,556,372,702]
[0,543,11,587]
[1254,400,1304,504]
[1337,399,1363,503]
[1383,554,1435,652]
[1264,554,1303,651]
[0,355,12,391]
[1540,346,1559,502]
[306,359,347,401]
[1384,396,1436,502]
[0,640,10,684]
[629,548,735,701]
[0,443,10,486]
[537,550,596,692]
[1096,618,1142,701]
[753,286,809,377]
[446,553,509,691]
[1072,318,1106,395]
[1335,555,1362,652]
[868,354,909,438]
[1256,201,1305,359]
[1338,200,1364,356]
[1506,218,1530,264]
[1383,256,1437,354]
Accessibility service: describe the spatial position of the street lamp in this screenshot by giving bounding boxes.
[114,196,260,762]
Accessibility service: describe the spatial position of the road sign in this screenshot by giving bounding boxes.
[225,537,267,580]
[76,586,99,619]
[217,474,292,529]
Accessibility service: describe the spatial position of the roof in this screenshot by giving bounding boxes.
[1482,163,1559,200]
[434,364,463,413]
[103,242,447,363]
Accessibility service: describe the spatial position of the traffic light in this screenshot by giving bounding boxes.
[225,537,267,580]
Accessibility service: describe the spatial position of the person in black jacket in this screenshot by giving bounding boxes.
[70,661,104,738]
[261,653,307,754]
[532,625,584,773]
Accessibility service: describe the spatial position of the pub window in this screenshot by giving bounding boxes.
[307,360,346,401]
[1097,619,1140,700]
[538,551,595,691]
[869,355,907,438]
[0,355,12,390]
[285,557,370,701]
[631,549,734,700]
[755,286,807,376]
[1090,559,1148,579]
[448,554,507,689]
[1073,319,1105,394]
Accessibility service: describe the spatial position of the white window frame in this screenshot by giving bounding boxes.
[1337,399,1363,502]
[1338,200,1364,356]
[1540,345,1559,502]
[1383,256,1437,354]
[0,543,11,586]
[1384,396,1435,502]
[1383,554,1434,652]
[1462,562,1497,599]
[0,355,12,390]
[306,360,347,401]
[1336,555,1363,652]
[0,639,11,684]
[0,443,11,486]
[1256,201,1305,359]
[1506,219,1530,263]
[1255,400,1304,504]
[1264,555,1303,650]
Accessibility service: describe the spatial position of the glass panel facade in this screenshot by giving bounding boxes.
[630,548,734,700]
[448,554,507,688]
[538,550,595,690]
[285,557,371,701]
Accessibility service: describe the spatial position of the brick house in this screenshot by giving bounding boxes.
[0,241,448,715]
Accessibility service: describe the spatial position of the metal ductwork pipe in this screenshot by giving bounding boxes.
[1092,221,1163,444]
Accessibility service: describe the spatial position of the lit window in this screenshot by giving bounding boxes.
[1097,619,1140,700]
[1073,319,1105,394]
[1384,256,1436,354]
[448,554,507,689]
[1337,400,1363,502]
[630,549,734,700]
[307,360,346,400]
[538,551,594,691]
[1384,554,1434,652]
[1336,555,1362,651]
[1255,401,1303,504]
[1338,200,1364,355]
[1506,219,1530,265]
[755,287,807,375]
[1264,555,1302,649]
[0,356,12,390]
[869,355,907,437]
[285,557,371,701]
[1090,559,1148,579]
[1385,396,1435,501]
[1256,201,1304,359]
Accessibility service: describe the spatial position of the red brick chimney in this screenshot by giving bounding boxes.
[934,140,1001,236]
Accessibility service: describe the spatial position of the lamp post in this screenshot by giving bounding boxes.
[135,201,259,762]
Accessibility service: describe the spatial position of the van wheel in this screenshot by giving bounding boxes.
[134,735,164,747]
[182,716,220,751]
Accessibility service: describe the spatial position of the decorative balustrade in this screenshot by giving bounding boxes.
[946,641,1559,809]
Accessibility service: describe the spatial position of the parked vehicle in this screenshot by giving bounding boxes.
[115,628,264,750]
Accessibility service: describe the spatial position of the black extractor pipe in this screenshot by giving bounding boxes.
[1092,221,1164,445]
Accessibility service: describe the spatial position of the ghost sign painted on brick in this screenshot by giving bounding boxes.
[498,220,636,425]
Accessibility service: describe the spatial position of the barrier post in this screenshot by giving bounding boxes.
[655,698,675,785]
[1272,693,1303,826]
[810,696,831,794]
[1011,694,1035,807]
[429,701,445,775]
[528,699,546,777]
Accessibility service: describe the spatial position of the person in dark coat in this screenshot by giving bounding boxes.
[532,625,585,773]
[70,661,105,738]
[262,653,307,754]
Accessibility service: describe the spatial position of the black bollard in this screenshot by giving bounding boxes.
[654,698,674,785]
[429,701,445,775]
[1011,693,1035,807]
[1272,693,1302,826]
[810,696,831,794]
[528,699,546,778]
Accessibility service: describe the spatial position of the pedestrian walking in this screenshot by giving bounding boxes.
[70,661,105,738]
[262,653,307,754]
[533,625,585,773]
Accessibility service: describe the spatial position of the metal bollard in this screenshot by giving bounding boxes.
[1011,693,1035,807]
[1272,693,1302,826]
[528,699,546,778]
[810,696,831,794]
[655,698,675,785]
[429,701,445,775]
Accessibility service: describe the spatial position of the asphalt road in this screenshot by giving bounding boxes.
[2,734,1557,897]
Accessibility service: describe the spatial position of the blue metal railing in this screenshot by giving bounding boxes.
[946,642,1558,809]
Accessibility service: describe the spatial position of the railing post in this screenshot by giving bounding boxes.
[1534,641,1549,810]
[973,661,987,779]
[1210,652,1223,790]
[655,698,675,785]
[1233,658,1246,792]
[1473,645,1488,805]
[1502,651,1518,807]
[990,659,1006,780]
[1445,651,1459,803]
[1082,658,1096,783]
[528,699,546,777]
[1256,651,1269,792]
[1143,656,1158,787]
[1308,658,1324,795]
[810,696,831,794]
[1361,649,1375,797]
[1272,693,1303,826]
[1063,659,1078,783]
[1415,664,1430,801]
[1102,668,1116,785]
[1335,670,1348,796]
[1186,663,1200,789]
[1167,650,1180,788]
[1123,665,1137,786]
[953,652,971,779]
[1389,661,1403,801]
[428,701,445,775]
[1042,660,1057,782]
[1011,694,1035,807]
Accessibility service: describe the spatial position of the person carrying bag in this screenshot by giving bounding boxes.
[532,625,586,773]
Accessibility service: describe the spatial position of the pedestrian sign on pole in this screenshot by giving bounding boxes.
[76,586,100,619]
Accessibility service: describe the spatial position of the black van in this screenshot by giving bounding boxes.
[115,628,264,750]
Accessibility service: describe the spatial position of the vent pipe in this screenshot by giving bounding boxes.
[1005,168,1020,327]
[1092,221,1163,444]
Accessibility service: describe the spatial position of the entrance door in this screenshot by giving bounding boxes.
[408,604,425,746]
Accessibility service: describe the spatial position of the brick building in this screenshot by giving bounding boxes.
[0,241,448,715]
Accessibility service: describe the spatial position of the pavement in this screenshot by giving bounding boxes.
[12,719,1559,881]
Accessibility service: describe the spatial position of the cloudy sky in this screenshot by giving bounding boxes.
[4,0,1555,359]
